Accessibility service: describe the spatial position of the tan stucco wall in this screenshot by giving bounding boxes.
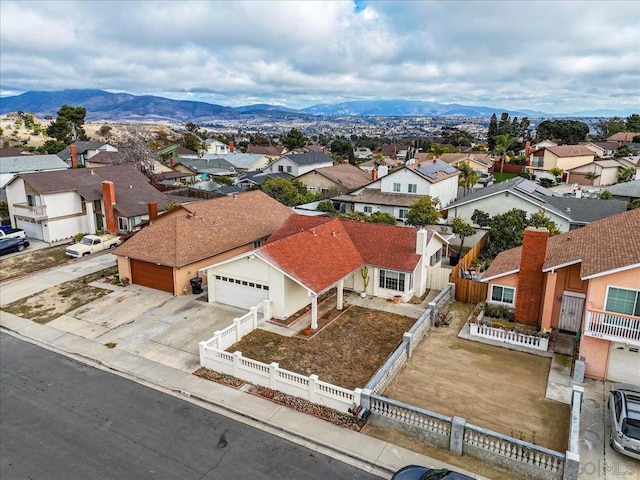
[486,273,519,304]
[117,256,131,282]
[585,266,640,312]
[296,171,340,193]
[580,335,610,380]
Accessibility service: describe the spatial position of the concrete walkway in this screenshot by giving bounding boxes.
[0,260,490,479]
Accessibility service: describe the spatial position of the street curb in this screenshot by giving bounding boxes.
[0,325,394,478]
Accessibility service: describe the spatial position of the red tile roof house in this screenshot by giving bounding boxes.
[480,209,640,384]
[200,215,449,329]
[114,190,293,295]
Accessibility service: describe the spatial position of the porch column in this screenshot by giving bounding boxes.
[336,279,344,310]
[540,271,557,331]
[86,201,96,233]
[311,293,318,330]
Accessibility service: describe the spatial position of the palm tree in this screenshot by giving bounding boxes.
[492,134,516,174]
[584,171,600,185]
[428,143,446,159]
[457,161,478,195]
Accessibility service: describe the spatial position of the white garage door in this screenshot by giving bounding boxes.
[607,343,640,384]
[16,218,43,240]
[214,275,269,310]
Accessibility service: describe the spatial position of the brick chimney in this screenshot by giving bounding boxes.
[101,180,117,234]
[229,141,234,153]
[170,157,176,168]
[148,201,158,221]
[371,168,377,181]
[70,144,78,168]
[515,227,549,326]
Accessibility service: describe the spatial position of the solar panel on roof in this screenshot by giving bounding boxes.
[417,162,458,179]
[517,180,538,194]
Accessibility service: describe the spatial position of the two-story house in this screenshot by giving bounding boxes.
[265,152,334,177]
[0,154,69,203]
[436,152,493,174]
[203,139,232,155]
[333,160,459,222]
[527,145,595,181]
[57,141,118,167]
[5,165,172,242]
[481,209,640,384]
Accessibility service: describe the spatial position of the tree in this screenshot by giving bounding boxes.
[535,119,589,144]
[282,128,306,150]
[549,167,564,183]
[406,196,441,227]
[594,117,626,140]
[626,114,640,132]
[628,199,640,210]
[181,133,203,152]
[529,210,561,235]
[451,217,476,254]
[368,212,397,225]
[46,105,88,144]
[37,139,66,154]
[487,114,498,151]
[317,200,337,214]
[457,161,478,194]
[599,190,612,200]
[0,201,9,219]
[617,166,636,183]
[261,178,320,206]
[428,143,447,159]
[471,209,491,228]
[492,134,516,174]
[584,171,600,183]
[99,125,113,137]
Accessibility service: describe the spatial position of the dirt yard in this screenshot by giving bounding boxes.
[0,245,71,281]
[2,267,117,323]
[382,302,570,452]
[228,305,415,390]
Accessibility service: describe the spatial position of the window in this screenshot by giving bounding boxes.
[429,248,442,266]
[398,208,409,220]
[393,182,401,192]
[491,285,515,305]
[606,287,640,316]
[117,217,128,232]
[278,165,284,172]
[363,206,373,214]
[379,270,406,291]
[408,183,417,193]
[26,194,40,207]
[286,166,292,173]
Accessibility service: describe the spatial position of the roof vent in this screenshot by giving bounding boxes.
[566,207,571,212]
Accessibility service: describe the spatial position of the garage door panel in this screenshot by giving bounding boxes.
[131,260,174,294]
[16,218,43,240]
[607,343,640,384]
[215,276,268,310]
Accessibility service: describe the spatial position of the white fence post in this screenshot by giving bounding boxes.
[269,362,279,389]
[403,332,413,357]
[199,341,207,360]
[250,306,258,329]
[263,300,272,322]
[308,374,319,403]
[233,318,242,343]
[233,351,242,377]
[213,330,221,349]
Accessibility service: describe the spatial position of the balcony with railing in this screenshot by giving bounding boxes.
[12,203,47,220]
[584,310,640,345]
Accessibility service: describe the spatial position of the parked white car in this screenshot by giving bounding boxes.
[609,383,640,460]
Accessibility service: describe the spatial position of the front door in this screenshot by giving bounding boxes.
[558,293,585,333]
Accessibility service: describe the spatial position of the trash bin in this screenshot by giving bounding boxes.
[190,277,203,295]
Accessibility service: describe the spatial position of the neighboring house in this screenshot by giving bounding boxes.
[617,156,640,181]
[219,153,271,172]
[381,144,412,160]
[481,209,640,384]
[437,153,493,173]
[447,177,627,231]
[0,147,34,157]
[518,139,557,156]
[246,145,286,157]
[5,165,171,242]
[84,148,171,174]
[354,147,373,160]
[358,158,399,173]
[156,144,197,162]
[527,145,595,179]
[113,190,293,295]
[174,157,236,179]
[579,141,618,159]
[265,152,334,177]
[201,215,450,328]
[568,159,626,186]
[203,139,231,155]
[604,180,640,203]
[607,132,640,147]
[295,164,371,196]
[333,160,460,222]
[57,141,118,167]
[0,154,69,202]
[305,143,329,155]
[234,170,294,188]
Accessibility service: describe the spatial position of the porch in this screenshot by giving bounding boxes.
[584,310,640,345]
[12,202,47,220]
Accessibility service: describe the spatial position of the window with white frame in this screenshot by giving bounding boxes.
[393,182,401,192]
[363,205,373,214]
[491,285,515,305]
[408,183,417,193]
[379,269,406,291]
[117,217,129,232]
[429,248,442,266]
[398,208,409,220]
[286,166,292,173]
[605,287,640,316]
[26,194,41,207]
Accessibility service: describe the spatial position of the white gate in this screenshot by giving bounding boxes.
[559,292,585,332]
[427,267,451,290]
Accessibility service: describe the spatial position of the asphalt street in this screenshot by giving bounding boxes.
[0,333,382,480]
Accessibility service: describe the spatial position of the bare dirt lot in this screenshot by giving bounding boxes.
[0,245,71,281]
[383,302,569,452]
[227,305,415,390]
[2,267,117,323]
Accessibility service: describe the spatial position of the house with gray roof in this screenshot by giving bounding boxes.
[265,152,334,177]
[174,157,236,178]
[0,154,70,202]
[57,141,118,167]
[218,153,270,172]
[447,176,627,231]
[604,180,640,203]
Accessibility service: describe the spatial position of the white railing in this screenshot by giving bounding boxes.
[584,310,640,345]
[469,323,549,351]
[12,202,47,220]
[201,301,271,351]
[369,395,451,439]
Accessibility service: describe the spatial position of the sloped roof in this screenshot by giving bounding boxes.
[605,180,640,198]
[408,161,460,183]
[438,153,491,167]
[333,188,420,208]
[482,209,640,281]
[542,196,627,223]
[219,153,267,169]
[247,145,285,156]
[0,155,69,174]
[608,132,640,142]
[57,141,107,160]
[304,164,371,191]
[176,157,236,174]
[14,165,169,217]
[114,190,293,267]
[280,151,334,166]
[545,145,595,157]
[265,214,334,243]
[0,148,34,157]
[85,151,127,164]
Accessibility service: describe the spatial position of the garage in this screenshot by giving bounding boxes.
[130,260,175,294]
[607,343,640,384]
[16,218,43,240]
[214,275,269,310]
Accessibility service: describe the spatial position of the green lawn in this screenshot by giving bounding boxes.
[493,172,518,183]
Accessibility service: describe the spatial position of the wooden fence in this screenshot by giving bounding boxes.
[450,233,489,304]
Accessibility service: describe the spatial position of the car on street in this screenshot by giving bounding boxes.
[478,172,493,186]
[391,466,474,480]
[609,383,640,460]
[0,237,30,256]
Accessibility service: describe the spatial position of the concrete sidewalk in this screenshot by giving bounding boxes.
[0,310,491,480]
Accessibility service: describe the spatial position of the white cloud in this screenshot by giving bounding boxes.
[0,0,638,113]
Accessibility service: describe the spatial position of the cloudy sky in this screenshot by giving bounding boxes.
[1,0,639,113]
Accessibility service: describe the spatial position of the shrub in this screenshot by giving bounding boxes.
[73,232,87,243]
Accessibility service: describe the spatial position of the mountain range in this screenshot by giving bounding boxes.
[0,89,634,122]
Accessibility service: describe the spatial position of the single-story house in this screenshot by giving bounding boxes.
[604,180,640,203]
[436,153,493,173]
[265,152,334,177]
[568,159,626,186]
[295,164,372,196]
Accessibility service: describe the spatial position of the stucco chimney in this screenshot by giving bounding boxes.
[415,229,428,255]
[371,168,378,181]
[101,180,118,234]
[515,227,549,326]
[148,201,158,220]
[70,144,78,168]
[229,141,235,153]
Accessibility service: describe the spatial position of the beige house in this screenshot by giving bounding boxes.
[295,164,371,196]
[436,152,493,173]
[568,159,625,186]
[114,190,293,295]
[528,145,595,179]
